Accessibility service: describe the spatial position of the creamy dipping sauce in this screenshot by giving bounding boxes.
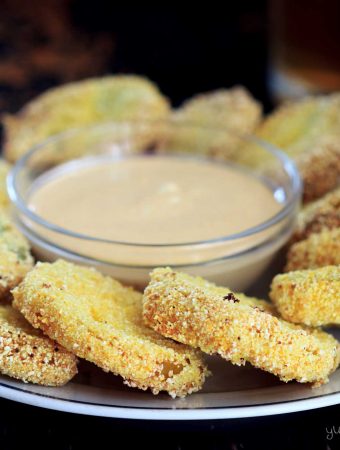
[28,155,281,247]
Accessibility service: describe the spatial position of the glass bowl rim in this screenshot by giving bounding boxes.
[7,120,302,249]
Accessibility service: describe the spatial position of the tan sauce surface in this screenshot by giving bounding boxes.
[28,156,282,264]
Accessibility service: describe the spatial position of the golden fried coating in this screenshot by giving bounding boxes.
[3,75,171,162]
[156,87,262,160]
[0,160,11,209]
[0,304,77,385]
[12,260,208,398]
[143,268,340,386]
[292,187,340,243]
[270,266,340,327]
[174,87,262,133]
[0,212,33,299]
[241,94,340,202]
[285,228,340,272]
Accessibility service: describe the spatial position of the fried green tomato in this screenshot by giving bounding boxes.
[270,266,340,327]
[3,75,171,163]
[239,94,340,202]
[0,212,33,299]
[291,187,340,243]
[12,260,208,398]
[0,304,77,385]
[143,268,339,386]
[285,228,340,272]
[156,86,262,160]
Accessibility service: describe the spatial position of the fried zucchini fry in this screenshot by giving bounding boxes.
[285,228,340,272]
[0,304,77,385]
[291,187,340,243]
[143,268,340,386]
[0,212,33,299]
[3,75,171,163]
[156,87,262,160]
[270,266,340,327]
[254,95,340,202]
[12,260,208,398]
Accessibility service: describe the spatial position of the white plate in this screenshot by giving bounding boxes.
[1,329,339,420]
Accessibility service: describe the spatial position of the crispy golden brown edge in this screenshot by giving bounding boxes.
[270,266,340,327]
[285,228,340,272]
[0,304,77,385]
[12,260,208,398]
[143,268,340,386]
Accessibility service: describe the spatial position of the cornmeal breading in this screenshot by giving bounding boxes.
[0,304,77,385]
[143,268,340,386]
[0,212,33,299]
[174,87,262,133]
[156,87,262,161]
[238,94,340,202]
[291,187,340,243]
[285,228,340,272]
[3,75,170,163]
[270,266,340,327]
[0,160,11,209]
[12,260,208,398]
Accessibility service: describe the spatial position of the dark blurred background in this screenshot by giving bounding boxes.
[0,0,269,113]
[2,0,340,116]
[0,0,340,116]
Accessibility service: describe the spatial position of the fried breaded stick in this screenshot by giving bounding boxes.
[12,260,208,398]
[143,268,339,386]
[291,187,340,243]
[0,304,77,385]
[3,75,170,163]
[270,266,340,327]
[0,212,33,299]
[285,228,340,272]
[245,94,340,202]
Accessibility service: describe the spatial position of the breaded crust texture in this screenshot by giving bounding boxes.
[0,304,77,385]
[12,260,208,398]
[3,75,170,162]
[0,212,33,299]
[159,87,262,161]
[285,228,340,272]
[143,268,340,386]
[174,86,262,133]
[0,159,11,209]
[270,266,340,327]
[292,187,340,243]
[254,94,340,202]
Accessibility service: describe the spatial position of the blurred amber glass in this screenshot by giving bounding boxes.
[269,0,340,101]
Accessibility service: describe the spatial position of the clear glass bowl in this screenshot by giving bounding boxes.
[8,121,301,290]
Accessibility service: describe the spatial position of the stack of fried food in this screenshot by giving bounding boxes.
[270,186,340,328]
[0,75,339,397]
[0,168,338,396]
[0,256,339,396]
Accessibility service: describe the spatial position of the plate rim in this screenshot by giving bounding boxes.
[1,381,339,420]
